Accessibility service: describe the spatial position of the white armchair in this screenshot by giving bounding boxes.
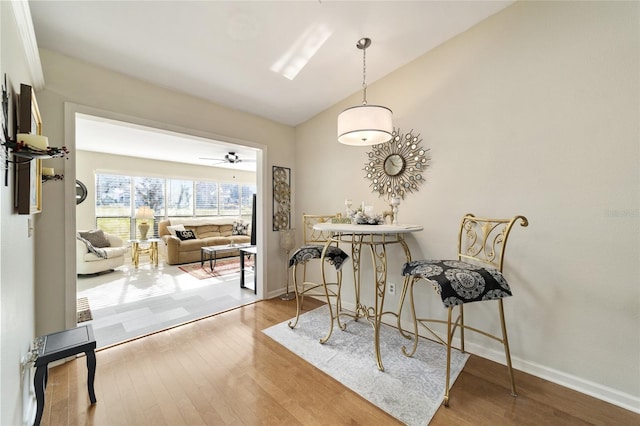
[76,232,128,275]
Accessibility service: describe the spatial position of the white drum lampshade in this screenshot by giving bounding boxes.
[337,104,393,146]
[337,37,393,146]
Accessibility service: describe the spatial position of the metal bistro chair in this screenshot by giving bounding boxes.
[401,213,528,407]
[288,214,349,343]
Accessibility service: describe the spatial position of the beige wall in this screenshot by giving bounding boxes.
[34,49,295,341]
[75,150,256,231]
[0,2,41,424]
[296,1,639,409]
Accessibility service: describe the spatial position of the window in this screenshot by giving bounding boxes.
[219,183,239,216]
[95,174,131,240]
[167,178,192,216]
[96,174,131,215]
[134,176,164,213]
[241,184,255,216]
[195,181,217,216]
[94,173,256,239]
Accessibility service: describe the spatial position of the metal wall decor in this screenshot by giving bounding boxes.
[272,166,291,231]
[363,129,429,199]
[75,180,88,205]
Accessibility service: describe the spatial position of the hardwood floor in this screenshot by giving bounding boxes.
[41,298,638,425]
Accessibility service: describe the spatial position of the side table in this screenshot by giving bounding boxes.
[129,238,160,268]
[33,324,97,426]
[240,246,257,294]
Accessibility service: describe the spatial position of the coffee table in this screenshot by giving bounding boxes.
[200,244,249,270]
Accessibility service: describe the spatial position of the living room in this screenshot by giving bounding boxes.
[74,113,259,347]
[1,1,638,425]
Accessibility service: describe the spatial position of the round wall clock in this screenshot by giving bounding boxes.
[383,153,405,176]
[363,129,429,199]
[75,180,88,205]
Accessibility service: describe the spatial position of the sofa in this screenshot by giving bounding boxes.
[76,230,128,275]
[158,217,251,265]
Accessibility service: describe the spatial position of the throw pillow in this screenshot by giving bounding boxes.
[76,235,107,259]
[176,230,197,241]
[78,229,111,248]
[232,221,248,236]
[166,224,186,237]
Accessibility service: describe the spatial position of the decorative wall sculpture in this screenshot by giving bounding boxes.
[363,129,430,199]
[272,166,291,231]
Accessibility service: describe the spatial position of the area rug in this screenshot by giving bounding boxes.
[263,305,469,426]
[178,256,253,280]
[77,297,93,323]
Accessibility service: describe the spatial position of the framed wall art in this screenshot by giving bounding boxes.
[15,84,42,214]
[272,166,291,231]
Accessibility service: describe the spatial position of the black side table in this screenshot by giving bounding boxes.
[33,324,97,426]
[240,246,257,294]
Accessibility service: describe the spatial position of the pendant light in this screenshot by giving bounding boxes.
[337,37,393,146]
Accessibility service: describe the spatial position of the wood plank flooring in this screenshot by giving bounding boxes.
[41,298,638,425]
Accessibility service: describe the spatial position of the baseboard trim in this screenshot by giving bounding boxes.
[335,299,640,414]
[465,341,640,414]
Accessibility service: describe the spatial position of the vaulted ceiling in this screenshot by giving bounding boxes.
[29,1,514,168]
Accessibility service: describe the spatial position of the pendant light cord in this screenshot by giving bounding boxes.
[362,43,368,105]
[357,37,372,106]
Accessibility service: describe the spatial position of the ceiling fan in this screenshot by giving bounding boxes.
[200,151,255,165]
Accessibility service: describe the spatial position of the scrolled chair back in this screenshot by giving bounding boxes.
[457,214,529,273]
[302,213,341,244]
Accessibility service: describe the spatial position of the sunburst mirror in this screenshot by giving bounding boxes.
[363,129,430,199]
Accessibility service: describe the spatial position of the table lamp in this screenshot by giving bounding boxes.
[135,206,154,240]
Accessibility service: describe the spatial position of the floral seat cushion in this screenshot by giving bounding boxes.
[289,245,349,271]
[402,260,512,308]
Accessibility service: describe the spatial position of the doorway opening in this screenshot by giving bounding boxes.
[70,109,265,348]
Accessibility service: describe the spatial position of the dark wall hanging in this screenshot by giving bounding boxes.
[15,84,42,214]
[272,166,291,231]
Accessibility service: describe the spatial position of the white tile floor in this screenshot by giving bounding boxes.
[77,258,259,348]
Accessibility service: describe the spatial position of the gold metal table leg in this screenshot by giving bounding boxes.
[370,242,387,372]
[151,241,158,266]
[132,241,139,268]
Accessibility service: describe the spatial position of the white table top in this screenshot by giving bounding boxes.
[313,222,423,234]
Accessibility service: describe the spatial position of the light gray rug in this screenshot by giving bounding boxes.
[263,306,469,426]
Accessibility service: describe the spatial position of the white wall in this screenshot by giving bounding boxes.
[295,1,639,411]
[34,49,295,338]
[0,3,40,425]
[75,150,256,231]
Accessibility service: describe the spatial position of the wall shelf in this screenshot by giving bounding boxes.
[11,146,68,160]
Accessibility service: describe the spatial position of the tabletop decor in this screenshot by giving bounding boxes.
[346,200,384,224]
[351,210,384,225]
[363,128,429,200]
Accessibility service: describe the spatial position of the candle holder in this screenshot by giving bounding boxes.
[345,199,353,217]
[390,197,401,225]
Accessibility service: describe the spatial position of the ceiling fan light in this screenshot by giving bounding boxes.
[225,152,241,163]
[337,104,393,146]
